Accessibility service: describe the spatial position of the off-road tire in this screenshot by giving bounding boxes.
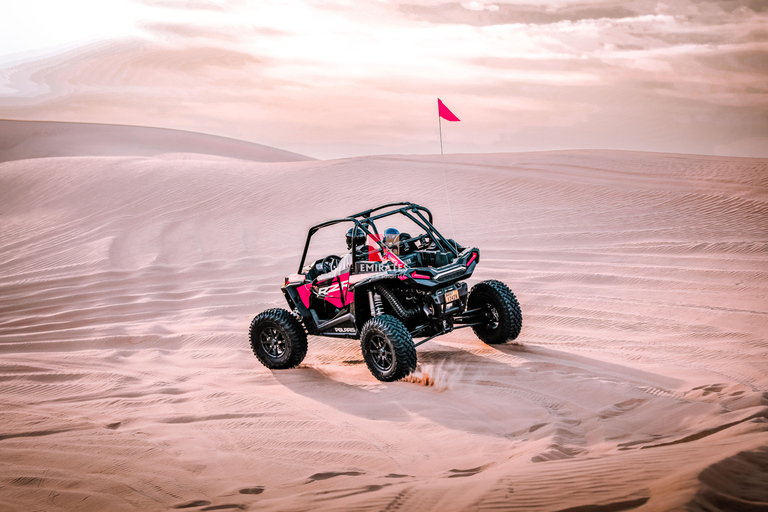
[249,308,308,369]
[360,315,417,382]
[468,280,522,344]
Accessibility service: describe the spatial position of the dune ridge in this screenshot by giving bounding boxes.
[0,119,313,163]
[1,132,767,511]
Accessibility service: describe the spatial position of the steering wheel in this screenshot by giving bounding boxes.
[321,254,341,274]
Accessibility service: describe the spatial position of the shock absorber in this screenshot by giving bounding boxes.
[368,289,385,317]
[375,282,418,321]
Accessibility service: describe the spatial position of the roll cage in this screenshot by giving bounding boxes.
[297,202,459,273]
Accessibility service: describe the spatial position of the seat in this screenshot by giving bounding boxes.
[398,232,413,254]
[355,245,374,263]
[304,259,326,281]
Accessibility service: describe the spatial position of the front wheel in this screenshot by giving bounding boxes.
[249,308,307,369]
[360,315,417,382]
[468,280,522,344]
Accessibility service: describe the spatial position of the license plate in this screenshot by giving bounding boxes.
[444,289,459,302]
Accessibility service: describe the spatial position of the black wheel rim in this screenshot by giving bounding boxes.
[484,303,500,330]
[260,326,286,358]
[368,334,394,373]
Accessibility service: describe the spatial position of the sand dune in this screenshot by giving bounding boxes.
[0,120,312,163]
[1,128,767,511]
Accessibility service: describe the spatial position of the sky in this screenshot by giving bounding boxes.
[1,0,766,159]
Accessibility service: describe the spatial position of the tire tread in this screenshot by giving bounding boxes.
[360,314,417,382]
[468,280,522,344]
[249,308,308,369]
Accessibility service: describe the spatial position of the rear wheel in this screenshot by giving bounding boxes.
[249,308,307,369]
[468,280,522,344]
[360,315,417,382]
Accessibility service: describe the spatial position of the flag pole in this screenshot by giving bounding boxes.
[436,97,461,236]
[438,99,443,155]
[437,98,455,238]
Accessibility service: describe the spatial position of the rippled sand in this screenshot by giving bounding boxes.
[1,121,766,511]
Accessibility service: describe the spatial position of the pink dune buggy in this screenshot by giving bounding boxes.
[249,202,522,381]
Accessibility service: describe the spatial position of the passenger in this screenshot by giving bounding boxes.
[384,227,400,255]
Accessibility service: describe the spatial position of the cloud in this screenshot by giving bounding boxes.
[1,0,766,158]
[131,0,245,11]
[697,48,768,74]
[636,30,729,46]
[139,22,243,41]
[397,0,768,32]
[399,2,639,25]
[0,39,270,100]
[699,0,768,14]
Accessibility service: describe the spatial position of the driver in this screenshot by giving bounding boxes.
[315,226,367,281]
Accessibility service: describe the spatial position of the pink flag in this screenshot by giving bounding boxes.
[438,98,460,122]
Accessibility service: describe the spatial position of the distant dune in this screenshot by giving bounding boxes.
[0,119,313,162]
[1,136,767,511]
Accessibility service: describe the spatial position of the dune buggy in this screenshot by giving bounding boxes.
[249,202,522,381]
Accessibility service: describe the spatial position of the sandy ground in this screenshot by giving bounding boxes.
[1,121,767,511]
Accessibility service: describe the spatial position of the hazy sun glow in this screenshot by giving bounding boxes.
[1,0,767,158]
[0,1,152,62]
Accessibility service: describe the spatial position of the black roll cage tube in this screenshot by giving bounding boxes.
[297,202,459,274]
